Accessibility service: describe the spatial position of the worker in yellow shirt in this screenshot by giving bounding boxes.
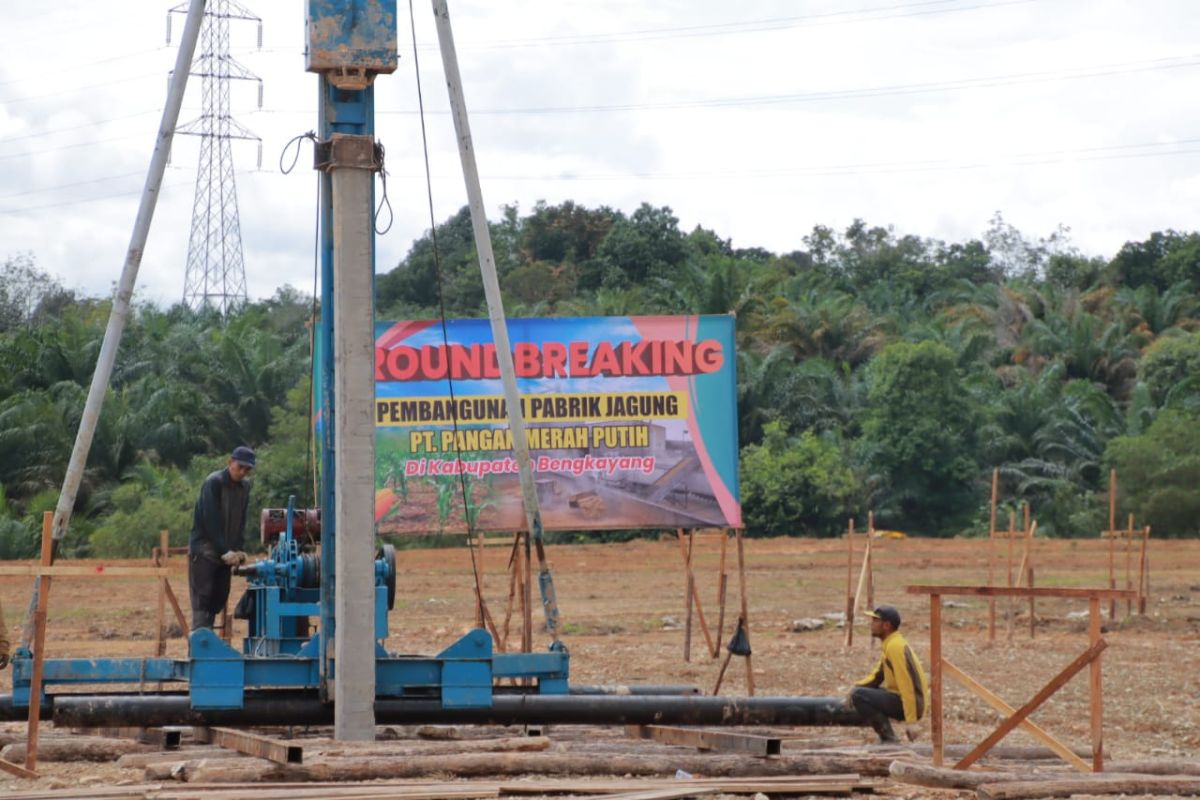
[848,604,928,743]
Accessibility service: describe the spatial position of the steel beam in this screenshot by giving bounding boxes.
[195,726,303,764]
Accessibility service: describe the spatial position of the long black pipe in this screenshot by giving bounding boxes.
[27,693,864,728]
[567,684,701,696]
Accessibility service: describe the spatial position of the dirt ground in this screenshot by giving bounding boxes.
[1,534,1198,791]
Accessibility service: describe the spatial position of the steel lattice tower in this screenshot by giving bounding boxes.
[169,0,262,314]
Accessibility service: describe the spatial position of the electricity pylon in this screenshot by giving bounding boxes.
[169,0,263,314]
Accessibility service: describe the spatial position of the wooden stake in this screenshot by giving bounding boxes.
[930,593,943,768]
[988,469,998,643]
[1015,521,1037,639]
[1108,469,1117,621]
[1006,509,1015,642]
[1124,514,1134,617]
[683,530,693,662]
[865,511,875,611]
[1137,526,1150,615]
[715,530,728,658]
[522,528,532,656]
[850,530,872,647]
[676,529,716,660]
[1089,595,1103,772]
[500,532,521,652]
[155,530,169,658]
[735,529,754,696]
[844,518,855,648]
[25,511,54,772]
[162,578,189,636]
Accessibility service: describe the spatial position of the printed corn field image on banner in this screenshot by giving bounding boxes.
[372,315,741,534]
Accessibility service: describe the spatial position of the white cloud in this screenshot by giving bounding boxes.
[2,0,1200,304]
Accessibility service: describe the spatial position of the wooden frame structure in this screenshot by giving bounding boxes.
[674,528,753,694]
[908,584,1136,773]
[466,530,527,656]
[0,513,172,777]
[986,470,1038,643]
[1101,470,1150,620]
[152,533,190,655]
[675,527,727,662]
[843,513,877,647]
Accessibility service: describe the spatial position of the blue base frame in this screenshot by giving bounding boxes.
[12,628,569,710]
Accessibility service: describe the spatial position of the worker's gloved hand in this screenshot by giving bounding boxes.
[221,550,247,566]
[902,721,922,742]
[0,653,9,670]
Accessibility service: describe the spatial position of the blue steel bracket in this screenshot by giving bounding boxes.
[437,629,494,709]
[189,629,246,710]
[306,0,398,81]
[10,650,186,707]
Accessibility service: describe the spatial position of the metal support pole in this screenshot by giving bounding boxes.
[431,0,559,642]
[23,0,207,644]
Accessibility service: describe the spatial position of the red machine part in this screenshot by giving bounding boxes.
[260,507,322,544]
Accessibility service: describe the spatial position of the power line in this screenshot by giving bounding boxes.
[0,181,191,215]
[0,110,160,144]
[434,0,1039,50]
[248,52,1200,118]
[0,133,148,162]
[6,135,1194,208]
[0,47,166,90]
[462,139,1200,182]
[0,72,162,107]
[0,171,143,201]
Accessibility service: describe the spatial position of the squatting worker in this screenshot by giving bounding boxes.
[188,446,254,631]
[847,604,929,743]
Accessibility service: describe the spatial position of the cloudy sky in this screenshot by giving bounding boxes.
[2,0,1198,305]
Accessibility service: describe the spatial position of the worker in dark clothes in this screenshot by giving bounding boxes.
[188,446,254,631]
[848,604,929,743]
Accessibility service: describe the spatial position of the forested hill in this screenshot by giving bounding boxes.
[2,203,1199,558]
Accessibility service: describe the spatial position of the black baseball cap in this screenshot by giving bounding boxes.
[231,446,256,468]
[865,605,901,628]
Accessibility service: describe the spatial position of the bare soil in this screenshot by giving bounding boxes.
[1,535,1198,792]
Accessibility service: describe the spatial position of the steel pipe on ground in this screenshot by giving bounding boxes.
[19,693,865,728]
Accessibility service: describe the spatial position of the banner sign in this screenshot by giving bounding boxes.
[373,315,741,534]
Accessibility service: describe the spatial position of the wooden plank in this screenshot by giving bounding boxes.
[600,788,719,800]
[0,757,38,779]
[907,585,1135,600]
[954,638,1107,770]
[0,564,171,577]
[195,726,303,765]
[941,658,1090,773]
[626,725,781,756]
[499,775,867,795]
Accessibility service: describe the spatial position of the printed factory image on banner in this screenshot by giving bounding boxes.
[372,316,741,534]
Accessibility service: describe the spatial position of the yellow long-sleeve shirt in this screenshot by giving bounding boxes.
[855,630,929,723]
